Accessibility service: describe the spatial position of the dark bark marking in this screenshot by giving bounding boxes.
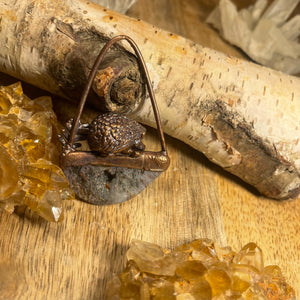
[55,19,75,40]
[158,56,164,66]
[40,19,145,113]
[199,100,300,199]
[166,67,172,78]
[167,91,176,107]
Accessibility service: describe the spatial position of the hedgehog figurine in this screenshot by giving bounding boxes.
[64,113,146,155]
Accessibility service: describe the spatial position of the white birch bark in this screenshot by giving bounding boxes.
[0,0,299,199]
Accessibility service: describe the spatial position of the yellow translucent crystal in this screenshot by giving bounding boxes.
[126,239,189,276]
[175,261,207,281]
[233,242,264,273]
[0,82,74,221]
[0,144,19,199]
[107,239,296,299]
[205,267,231,297]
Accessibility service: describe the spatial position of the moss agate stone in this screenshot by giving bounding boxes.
[64,165,161,205]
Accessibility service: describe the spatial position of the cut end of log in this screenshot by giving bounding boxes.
[110,76,142,108]
[91,55,145,113]
[204,100,300,200]
[262,166,300,200]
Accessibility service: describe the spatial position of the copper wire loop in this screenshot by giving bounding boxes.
[60,35,170,172]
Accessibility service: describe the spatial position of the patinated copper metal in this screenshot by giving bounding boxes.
[61,151,170,172]
[86,113,146,154]
[59,35,170,172]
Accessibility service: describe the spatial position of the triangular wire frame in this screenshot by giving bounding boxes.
[60,35,170,172]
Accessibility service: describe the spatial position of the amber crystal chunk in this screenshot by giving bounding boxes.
[0,82,74,221]
[107,239,296,299]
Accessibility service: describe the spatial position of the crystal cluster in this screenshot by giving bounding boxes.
[0,82,74,222]
[107,239,296,299]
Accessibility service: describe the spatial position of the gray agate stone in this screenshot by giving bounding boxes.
[63,165,161,205]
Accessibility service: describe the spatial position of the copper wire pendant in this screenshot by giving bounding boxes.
[59,35,170,205]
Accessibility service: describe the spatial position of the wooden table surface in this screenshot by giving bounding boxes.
[0,0,299,299]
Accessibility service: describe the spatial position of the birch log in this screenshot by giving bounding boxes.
[0,0,299,199]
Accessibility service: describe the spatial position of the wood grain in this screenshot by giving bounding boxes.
[0,116,227,300]
[0,0,299,299]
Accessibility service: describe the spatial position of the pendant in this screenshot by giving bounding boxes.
[58,35,170,205]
